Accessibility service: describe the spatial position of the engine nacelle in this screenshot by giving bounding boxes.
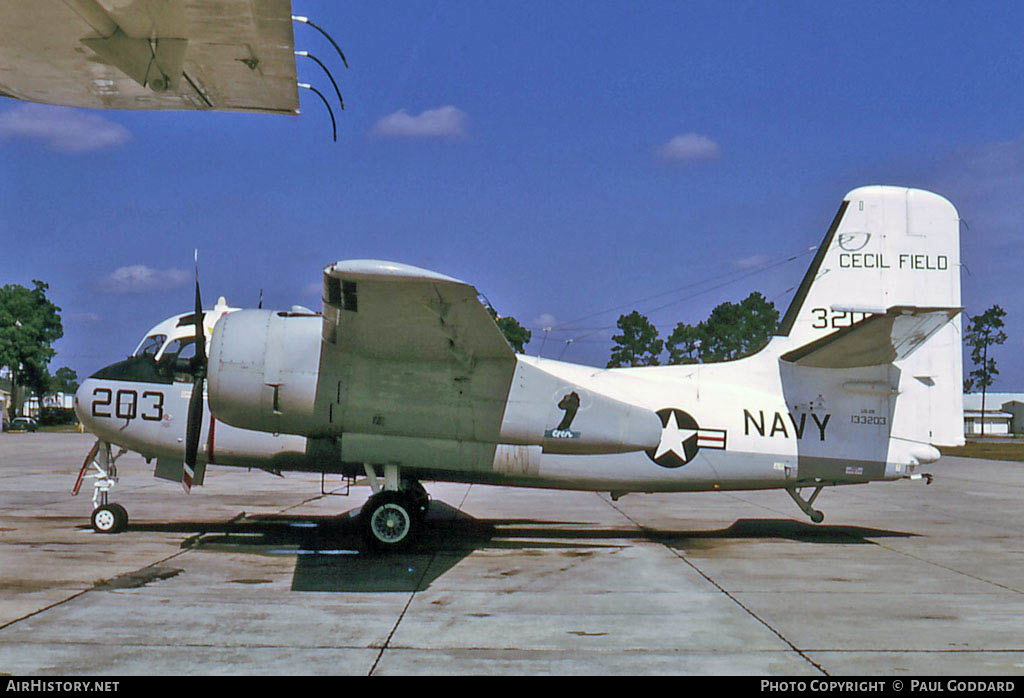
[208,309,323,435]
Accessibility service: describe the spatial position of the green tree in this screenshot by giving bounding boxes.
[52,366,79,395]
[964,305,1008,436]
[665,322,704,365]
[607,311,663,367]
[666,292,779,364]
[22,362,52,404]
[0,281,63,415]
[487,306,532,353]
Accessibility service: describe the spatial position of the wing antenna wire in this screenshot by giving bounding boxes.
[292,15,349,68]
[299,83,337,142]
[295,51,345,110]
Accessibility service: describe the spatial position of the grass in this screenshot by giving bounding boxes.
[940,439,1024,463]
[39,424,85,433]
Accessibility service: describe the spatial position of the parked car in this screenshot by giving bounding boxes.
[6,417,38,432]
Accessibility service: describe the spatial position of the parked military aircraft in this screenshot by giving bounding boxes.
[73,186,964,549]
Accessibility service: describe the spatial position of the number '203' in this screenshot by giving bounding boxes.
[91,388,164,421]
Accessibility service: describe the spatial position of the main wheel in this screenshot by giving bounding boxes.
[91,504,127,534]
[361,491,417,551]
[404,480,431,521]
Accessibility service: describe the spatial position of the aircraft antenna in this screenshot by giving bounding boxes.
[295,51,344,110]
[292,16,349,68]
[298,83,337,142]
[537,327,551,358]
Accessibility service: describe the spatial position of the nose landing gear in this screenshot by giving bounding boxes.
[73,440,130,534]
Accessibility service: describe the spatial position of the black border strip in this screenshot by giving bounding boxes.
[775,200,849,337]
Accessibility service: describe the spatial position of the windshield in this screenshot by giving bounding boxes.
[160,337,197,383]
[135,334,166,357]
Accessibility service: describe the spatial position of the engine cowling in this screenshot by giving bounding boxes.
[207,309,323,434]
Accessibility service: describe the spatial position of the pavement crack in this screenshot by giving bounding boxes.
[600,495,830,677]
[367,551,438,676]
[0,548,190,635]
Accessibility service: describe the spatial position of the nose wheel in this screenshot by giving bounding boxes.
[91,503,129,534]
[74,440,130,534]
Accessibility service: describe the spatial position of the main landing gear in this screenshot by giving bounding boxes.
[359,464,430,551]
[786,485,825,523]
[73,440,130,534]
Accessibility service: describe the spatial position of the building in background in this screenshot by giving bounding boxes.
[0,377,9,428]
[963,393,1024,436]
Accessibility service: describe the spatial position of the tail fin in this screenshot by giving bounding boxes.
[777,186,964,447]
[777,186,961,344]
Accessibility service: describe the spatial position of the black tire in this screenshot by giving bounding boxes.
[109,503,129,530]
[91,504,126,534]
[360,491,418,551]
[405,481,430,521]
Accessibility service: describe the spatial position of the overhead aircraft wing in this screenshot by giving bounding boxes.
[780,306,961,369]
[0,0,299,114]
[318,260,516,443]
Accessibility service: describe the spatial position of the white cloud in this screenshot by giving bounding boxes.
[735,254,771,269]
[372,105,468,138]
[533,313,558,329]
[0,104,130,153]
[98,265,190,294]
[655,132,721,163]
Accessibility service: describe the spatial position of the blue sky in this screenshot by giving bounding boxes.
[1,1,1022,387]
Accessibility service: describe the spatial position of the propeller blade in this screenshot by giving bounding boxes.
[183,374,204,492]
[193,269,206,365]
[183,253,207,493]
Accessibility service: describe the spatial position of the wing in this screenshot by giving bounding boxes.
[0,0,298,114]
[318,260,516,443]
[321,260,514,363]
[780,306,961,369]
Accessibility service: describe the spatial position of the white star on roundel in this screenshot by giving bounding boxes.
[646,408,701,468]
[654,411,696,460]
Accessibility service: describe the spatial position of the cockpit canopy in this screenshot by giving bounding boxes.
[91,297,238,384]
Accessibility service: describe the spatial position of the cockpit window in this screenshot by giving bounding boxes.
[160,338,197,383]
[135,334,166,358]
[163,338,195,361]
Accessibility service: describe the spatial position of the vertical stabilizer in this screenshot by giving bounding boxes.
[777,186,964,447]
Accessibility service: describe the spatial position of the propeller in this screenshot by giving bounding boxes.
[183,251,207,493]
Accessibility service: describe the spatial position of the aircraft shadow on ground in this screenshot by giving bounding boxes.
[112,502,916,593]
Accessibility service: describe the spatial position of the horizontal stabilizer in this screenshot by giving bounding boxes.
[780,306,961,368]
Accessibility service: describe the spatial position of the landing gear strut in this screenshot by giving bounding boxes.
[786,485,825,523]
[73,440,129,534]
[359,464,429,551]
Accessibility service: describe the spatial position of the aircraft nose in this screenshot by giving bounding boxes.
[74,380,94,429]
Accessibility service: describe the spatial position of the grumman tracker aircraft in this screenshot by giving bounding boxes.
[74,186,965,549]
